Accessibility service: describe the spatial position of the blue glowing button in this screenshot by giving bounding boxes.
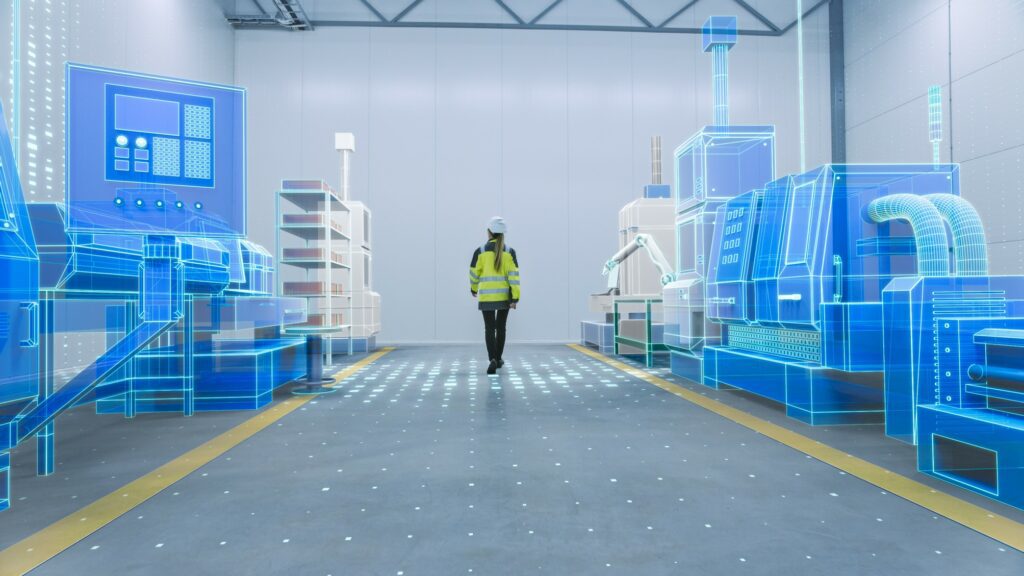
[114,147,130,159]
[134,149,150,161]
[155,199,165,208]
[134,161,150,173]
[135,199,144,207]
[135,136,148,149]
[114,159,130,172]
[114,197,125,206]
[175,200,185,209]
[194,201,203,210]
[116,134,129,147]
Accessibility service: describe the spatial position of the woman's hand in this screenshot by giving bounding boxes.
[510,302,517,310]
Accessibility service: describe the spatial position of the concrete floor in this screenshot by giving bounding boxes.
[3,344,1023,575]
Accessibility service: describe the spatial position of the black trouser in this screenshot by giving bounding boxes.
[482,309,509,362]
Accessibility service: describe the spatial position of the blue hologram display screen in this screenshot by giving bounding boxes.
[66,63,246,238]
[113,94,180,136]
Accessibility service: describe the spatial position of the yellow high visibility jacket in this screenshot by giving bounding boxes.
[470,241,520,310]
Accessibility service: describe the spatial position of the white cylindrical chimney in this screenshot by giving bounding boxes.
[334,132,356,201]
[651,136,662,185]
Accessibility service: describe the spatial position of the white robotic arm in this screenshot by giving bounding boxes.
[602,233,675,291]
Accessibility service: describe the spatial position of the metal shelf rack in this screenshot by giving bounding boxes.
[276,179,354,363]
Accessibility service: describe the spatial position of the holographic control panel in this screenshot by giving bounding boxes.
[105,85,215,188]
[67,64,245,238]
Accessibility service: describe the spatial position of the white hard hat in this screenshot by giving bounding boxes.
[487,216,507,235]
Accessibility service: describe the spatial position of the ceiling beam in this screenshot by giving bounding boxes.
[229,19,782,36]
[779,0,830,34]
[392,0,425,23]
[529,0,564,25]
[358,0,388,23]
[658,0,701,29]
[493,0,525,25]
[615,0,654,28]
[226,0,834,36]
[732,0,781,32]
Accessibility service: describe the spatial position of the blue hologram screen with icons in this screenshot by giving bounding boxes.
[0,64,307,513]
[66,64,245,238]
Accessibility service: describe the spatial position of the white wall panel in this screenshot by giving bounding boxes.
[844,3,948,130]
[844,0,947,64]
[366,28,440,343]
[846,90,950,165]
[236,11,831,343]
[434,29,503,342]
[236,30,304,247]
[565,28,632,345]
[499,29,570,343]
[845,0,1024,272]
[949,0,1024,79]
[951,49,1024,163]
[959,147,1024,249]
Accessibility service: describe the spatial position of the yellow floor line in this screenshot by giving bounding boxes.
[0,347,394,576]
[568,344,1024,552]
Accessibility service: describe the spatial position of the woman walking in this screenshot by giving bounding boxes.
[469,217,521,375]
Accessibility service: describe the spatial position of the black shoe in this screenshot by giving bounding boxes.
[487,360,498,375]
[496,358,505,369]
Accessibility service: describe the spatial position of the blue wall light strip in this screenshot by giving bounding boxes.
[929,85,943,165]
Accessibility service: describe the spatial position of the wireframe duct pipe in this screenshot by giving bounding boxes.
[925,194,988,277]
[711,44,729,126]
[866,194,951,277]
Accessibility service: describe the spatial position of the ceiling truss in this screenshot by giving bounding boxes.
[225,0,830,36]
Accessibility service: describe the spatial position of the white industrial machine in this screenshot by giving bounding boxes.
[582,137,674,358]
[331,133,381,352]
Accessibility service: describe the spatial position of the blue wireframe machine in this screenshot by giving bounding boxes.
[0,97,40,512]
[662,16,775,382]
[664,18,1024,509]
[0,65,306,511]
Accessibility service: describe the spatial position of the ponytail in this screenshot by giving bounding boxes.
[492,233,505,273]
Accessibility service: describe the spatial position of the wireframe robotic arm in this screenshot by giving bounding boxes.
[602,233,675,291]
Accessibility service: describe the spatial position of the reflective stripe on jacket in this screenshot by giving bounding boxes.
[470,242,520,305]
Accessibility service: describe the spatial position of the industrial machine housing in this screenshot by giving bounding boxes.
[0,65,322,511]
[657,16,1024,509]
[582,137,674,360]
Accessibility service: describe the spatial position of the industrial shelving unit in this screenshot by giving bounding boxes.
[276,178,354,363]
